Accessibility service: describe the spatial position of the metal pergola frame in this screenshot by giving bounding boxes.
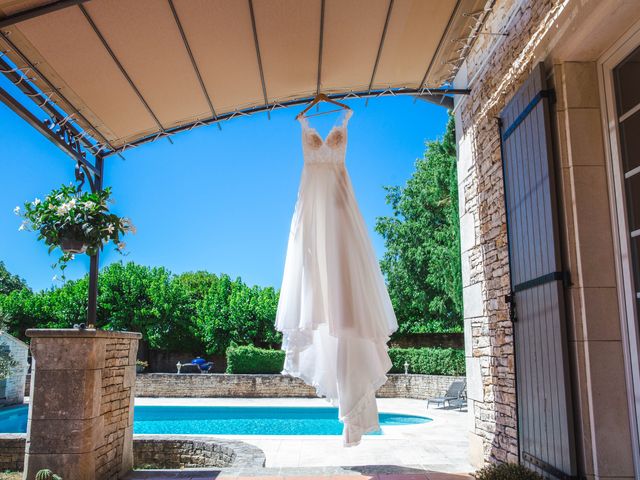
[0,0,477,326]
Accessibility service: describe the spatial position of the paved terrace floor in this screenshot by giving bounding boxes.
[125,468,472,479]
[133,397,471,475]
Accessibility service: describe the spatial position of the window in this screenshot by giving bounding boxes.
[614,45,640,324]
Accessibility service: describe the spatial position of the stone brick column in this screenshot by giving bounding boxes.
[24,329,141,480]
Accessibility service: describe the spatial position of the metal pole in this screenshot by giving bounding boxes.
[87,154,104,325]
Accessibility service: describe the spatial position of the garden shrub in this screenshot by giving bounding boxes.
[388,347,465,375]
[226,345,285,374]
[474,463,543,480]
[226,345,465,376]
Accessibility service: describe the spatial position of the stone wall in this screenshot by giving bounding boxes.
[377,374,464,400]
[0,332,29,407]
[133,436,265,469]
[453,0,568,467]
[146,350,227,373]
[95,336,140,479]
[0,435,265,472]
[0,433,26,471]
[135,373,464,399]
[388,333,464,349]
[25,329,141,480]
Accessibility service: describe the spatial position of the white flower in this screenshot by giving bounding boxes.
[68,198,77,209]
[48,204,56,211]
[106,224,115,234]
[52,275,58,281]
[128,224,137,234]
[69,254,75,260]
[84,200,96,209]
[117,242,126,250]
[13,206,20,215]
[18,222,27,231]
[33,198,41,206]
[56,204,70,216]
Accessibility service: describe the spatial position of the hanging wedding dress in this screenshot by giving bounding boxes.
[276,110,398,447]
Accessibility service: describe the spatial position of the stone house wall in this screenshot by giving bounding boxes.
[454,0,558,465]
[134,373,464,399]
[454,0,640,474]
[0,332,28,407]
[25,329,140,480]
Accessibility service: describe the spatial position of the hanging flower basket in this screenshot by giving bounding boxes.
[59,236,88,254]
[15,184,135,279]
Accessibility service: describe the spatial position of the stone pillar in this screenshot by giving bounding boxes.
[24,329,141,480]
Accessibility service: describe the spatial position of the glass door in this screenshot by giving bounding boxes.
[613,46,640,332]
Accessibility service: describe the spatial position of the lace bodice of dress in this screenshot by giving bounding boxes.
[299,110,352,165]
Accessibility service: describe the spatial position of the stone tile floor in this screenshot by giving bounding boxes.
[135,397,471,472]
[130,397,471,480]
[125,467,473,479]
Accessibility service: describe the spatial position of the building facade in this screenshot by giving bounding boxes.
[454,0,640,478]
[0,331,28,406]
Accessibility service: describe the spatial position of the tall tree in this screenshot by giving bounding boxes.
[0,261,27,295]
[375,115,462,333]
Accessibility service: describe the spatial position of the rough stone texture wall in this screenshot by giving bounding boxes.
[94,337,139,479]
[377,374,464,400]
[25,329,140,480]
[454,0,569,467]
[0,435,265,472]
[135,373,464,399]
[146,350,227,373]
[133,437,265,469]
[0,433,26,471]
[0,332,29,407]
[136,373,317,398]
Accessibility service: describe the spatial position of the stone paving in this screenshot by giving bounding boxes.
[133,397,471,474]
[125,466,473,479]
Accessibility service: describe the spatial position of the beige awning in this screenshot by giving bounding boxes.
[0,0,484,152]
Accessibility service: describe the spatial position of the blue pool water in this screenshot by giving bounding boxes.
[0,405,430,435]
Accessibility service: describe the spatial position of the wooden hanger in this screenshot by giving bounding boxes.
[296,93,351,120]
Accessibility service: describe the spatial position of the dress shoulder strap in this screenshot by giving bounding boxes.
[342,109,353,126]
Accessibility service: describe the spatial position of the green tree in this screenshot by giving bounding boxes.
[376,115,462,333]
[98,262,201,351]
[196,275,280,355]
[0,261,28,295]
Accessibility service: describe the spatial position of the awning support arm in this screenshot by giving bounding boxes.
[0,83,100,176]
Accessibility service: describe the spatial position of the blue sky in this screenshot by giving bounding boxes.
[0,77,448,291]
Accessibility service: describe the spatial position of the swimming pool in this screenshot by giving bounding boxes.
[0,405,430,435]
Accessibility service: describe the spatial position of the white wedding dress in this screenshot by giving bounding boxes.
[276,110,398,446]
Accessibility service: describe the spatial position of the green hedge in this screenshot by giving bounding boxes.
[226,345,465,376]
[226,345,285,374]
[388,347,465,376]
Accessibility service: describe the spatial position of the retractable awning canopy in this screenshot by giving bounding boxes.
[0,0,484,154]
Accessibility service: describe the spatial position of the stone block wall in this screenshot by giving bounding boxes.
[377,374,464,400]
[134,373,464,399]
[24,329,141,480]
[0,433,26,471]
[133,437,265,469]
[136,373,318,398]
[0,435,265,472]
[0,332,29,407]
[453,0,569,467]
[95,336,139,479]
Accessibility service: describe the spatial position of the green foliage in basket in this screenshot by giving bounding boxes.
[15,184,134,277]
